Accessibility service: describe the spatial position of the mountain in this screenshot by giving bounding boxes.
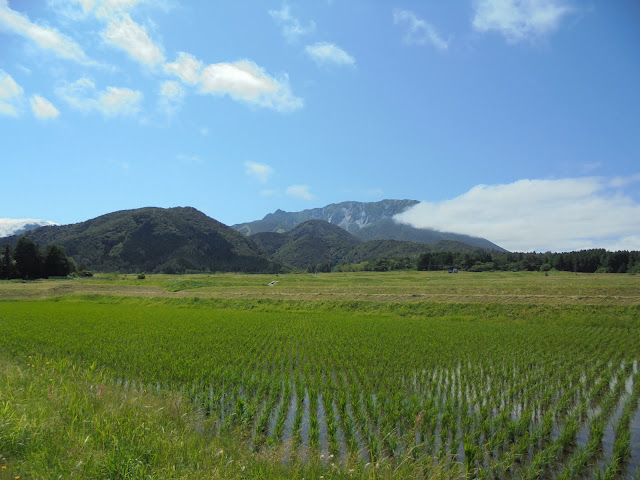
[250,219,434,269]
[0,218,57,238]
[255,220,362,268]
[0,207,277,274]
[233,199,505,251]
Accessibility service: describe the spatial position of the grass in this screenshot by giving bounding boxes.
[0,354,461,480]
[1,271,639,479]
[1,270,639,305]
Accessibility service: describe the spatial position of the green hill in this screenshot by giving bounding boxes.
[249,219,433,269]
[0,207,277,273]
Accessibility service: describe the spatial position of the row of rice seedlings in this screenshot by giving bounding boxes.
[559,369,637,479]
[601,369,640,479]
[520,356,630,479]
[516,378,589,479]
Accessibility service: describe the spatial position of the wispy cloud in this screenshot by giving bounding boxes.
[0,0,91,63]
[394,177,640,252]
[57,77,143,116]
[158,80,184,114]
[164,52,202,85]
[393,9,449,50]
[472,0,574,43]
[177,153,203,165]
[159,80,183,101]
[245,161,274,184]
[305,42,355,67]
[102,12,164,66]
[30,95,60,119]
[286,184,314,200]
[53,0,153,20]
[0,70,23,116]
[269,3,315,42]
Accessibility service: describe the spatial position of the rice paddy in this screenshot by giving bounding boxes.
[1,271,639,479]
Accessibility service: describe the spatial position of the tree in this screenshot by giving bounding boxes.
[14,236,44,279]
[0,243,13,279]
[44,244,74,277]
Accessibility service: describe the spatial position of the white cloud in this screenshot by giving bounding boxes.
[200,60,303,112]
[286,184,313,201]
[608,173,640,189]
[159,80,183,101]
[0,218,57,237]
[165,52,302,113]
[30,95,60,119]
[473,0,574,43]
[305,42,355,67]
[103,0,147,10]
[54,0,151,19]
[393,9,449,50]
[0,70,23,116]
[158,80,183,114]
[57,77,143,116]
[0,0,91,63]
[102,12,164,66]
[97,85,142,115]
[164,52,202,85]
[269,3,315,41]
[50,0,97,19]
[244,161,274,184]
[394,177,640,252]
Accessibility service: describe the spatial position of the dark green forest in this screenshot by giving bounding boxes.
[0,237,76,280]
[351,248,640,274]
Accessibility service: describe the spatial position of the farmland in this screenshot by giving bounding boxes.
[1,271,639,479]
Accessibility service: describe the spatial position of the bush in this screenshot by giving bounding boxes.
[137,273,146,280]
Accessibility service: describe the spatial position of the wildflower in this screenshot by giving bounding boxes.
[1,466,6,469]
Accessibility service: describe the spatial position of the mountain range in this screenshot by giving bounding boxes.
[0,201,505,273]
[233,199,504,251]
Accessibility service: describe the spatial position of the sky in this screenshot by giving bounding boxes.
[1,0,639,252]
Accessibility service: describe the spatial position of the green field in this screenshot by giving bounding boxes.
[1,271,639,479]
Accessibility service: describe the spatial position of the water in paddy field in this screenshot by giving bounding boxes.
[629,399,640,475]
[317,394,329,455]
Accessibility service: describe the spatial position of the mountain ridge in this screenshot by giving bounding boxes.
[0,207,277,274]
[234,199,505,251]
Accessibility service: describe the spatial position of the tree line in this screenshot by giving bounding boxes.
[333,249,640,273]
[417,249,640,273]
[1,237,76,280]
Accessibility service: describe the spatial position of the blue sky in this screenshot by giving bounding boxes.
[1,0,639,252]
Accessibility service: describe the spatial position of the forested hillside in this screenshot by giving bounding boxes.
[0,207,278,274]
